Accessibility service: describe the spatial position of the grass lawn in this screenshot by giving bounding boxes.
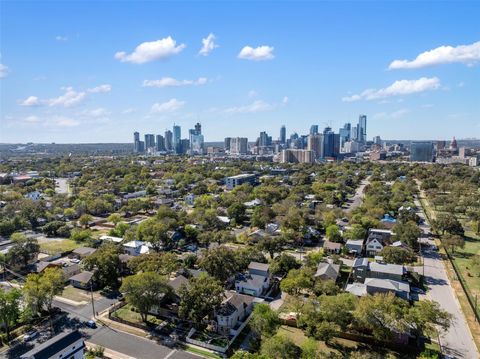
[184,345,222,359]
[114,304,162,326]
[38,238,81,254]
[451,229,480,298]
[61,285,93,302]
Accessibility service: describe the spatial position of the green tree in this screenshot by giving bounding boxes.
[23,267,64,316]
[380,246,416,264]
[198,246,238,282]
[261,334,301,359]
[128,252,179,275]
[257,236,285,259]
[120,272,173,322]
[344,224,367,240]
[83,243,121,288]
[405,300,451,339]
[228,202,247,224]
[178,273,224,328]
[270,253,300,275]
[442,234,465,254]
[325,225,342,243]
[79,214,93,228]
[0,287,22,341]
[250,303,280,338]
[280,268,314,296]
[392,221,421,250]
[5,233,39,268]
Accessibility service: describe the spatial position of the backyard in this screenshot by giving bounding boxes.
[38,238,81,254]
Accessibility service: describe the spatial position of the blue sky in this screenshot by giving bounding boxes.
[1,1,479,143]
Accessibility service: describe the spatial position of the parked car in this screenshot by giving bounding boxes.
[23,330,39,342]
[86,320,97,328]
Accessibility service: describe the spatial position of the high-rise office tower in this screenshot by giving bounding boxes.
[350,126,358,142]
[165,130,173,151]
[339,123,351,150]
[258,131,272,147]
[133,131,141,153]
[188,123,204,154]
[173,125,181,153]
[224,137,232,151]
[410,141,433,162]
[280,125,286,145]
[230,137,248,155]
[144,134,155,150]
[194,122,201,134]
[156,135,165,152]
[310,125,319,135]
[307,133,323,158]
[358,115,367,143]
[322,127,339,158]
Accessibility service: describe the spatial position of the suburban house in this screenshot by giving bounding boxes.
[248,262,270,278]
[215,291,255,335]
[169,274,190,302]
[69,271,95,290]
[369,262,405,282]
[235,273,270,297]
[345,239,364,255]
[352,257,369,282]
[122,240,151,256]
[314,261,340,281]
[346,278,410,300]
[365,229,393,256]
[323,241,342,254]
[71,247,96,260]
[20,330,85,359]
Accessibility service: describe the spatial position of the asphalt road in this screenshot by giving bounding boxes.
[344,176,370,212]
[415,199,479,359]
[1,296,199,359]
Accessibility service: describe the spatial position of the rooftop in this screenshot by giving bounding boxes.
[20,330,84,359]
[369,262,405,276]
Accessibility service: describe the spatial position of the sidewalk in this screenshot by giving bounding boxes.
[85,341,137,359]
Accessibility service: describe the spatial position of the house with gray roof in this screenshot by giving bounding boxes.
[314,261,340,281]
[216,291,255,335]
[248,262,270,277]
[235,273,270,297]
[369,262,405,282]
[346,278,410,300]
[345,239,364,255]
[20,330,84,359]
[352,257,369,282]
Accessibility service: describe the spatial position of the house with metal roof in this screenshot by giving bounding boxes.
[20,330,84,359]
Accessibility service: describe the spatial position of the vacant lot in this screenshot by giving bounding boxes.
[38,238,81,254]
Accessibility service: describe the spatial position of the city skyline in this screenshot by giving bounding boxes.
[1,2,480,143]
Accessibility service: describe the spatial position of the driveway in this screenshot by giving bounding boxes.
[415,199,478,359]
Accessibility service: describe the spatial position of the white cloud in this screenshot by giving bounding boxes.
[225,100,274,114]
[47,87,87,107]
[238,45,274,61]
[342,77,441,102]
[389,41,480,69]
[20,96,41,106]
[122,108,137,114]
[115,36,186,64]
[0,63,9,78]
[151,98,185,114]
[282,96,289,105]
[24,115,41,123]
[143,77,208,88]
[199,33,218,56]
[52,117,80,127]
[82,108,110,118]
[248,90,258,98]
[55,35,68,42]
[373,109,409,119]
[87,84,111,93]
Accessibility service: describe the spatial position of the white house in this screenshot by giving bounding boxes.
[122,240,151,256]
[235,274,270,297]
[20,330,84,359]
[216,292,255,335]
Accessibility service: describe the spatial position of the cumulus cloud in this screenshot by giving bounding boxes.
[143,77,208,88]
[115,36,186,64]
[282,96,289,105]
[342,77,441,102]
[20,96,41,106]
[0,63,9,78]
[389,41,480,69]
[225,100,274,114]
[47,87,87,107]
[87,84,111,93]
[151,98,185,114]
[55,35,68,42]
[199,33,218,56]
[52,117,80,127]
[238,45,274,61]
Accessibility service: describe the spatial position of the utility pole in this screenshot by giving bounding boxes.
[90,281,96,318]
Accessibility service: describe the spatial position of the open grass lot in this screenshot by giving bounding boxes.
[60,285,104,302]
[452,229,480,298]
[38,238,81,254]
[277,325,403,357]
[114,304,163,326]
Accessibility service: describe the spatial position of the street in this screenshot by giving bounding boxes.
[0,293,199,359]
[344,176,370,212]
[415,199,479,359]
